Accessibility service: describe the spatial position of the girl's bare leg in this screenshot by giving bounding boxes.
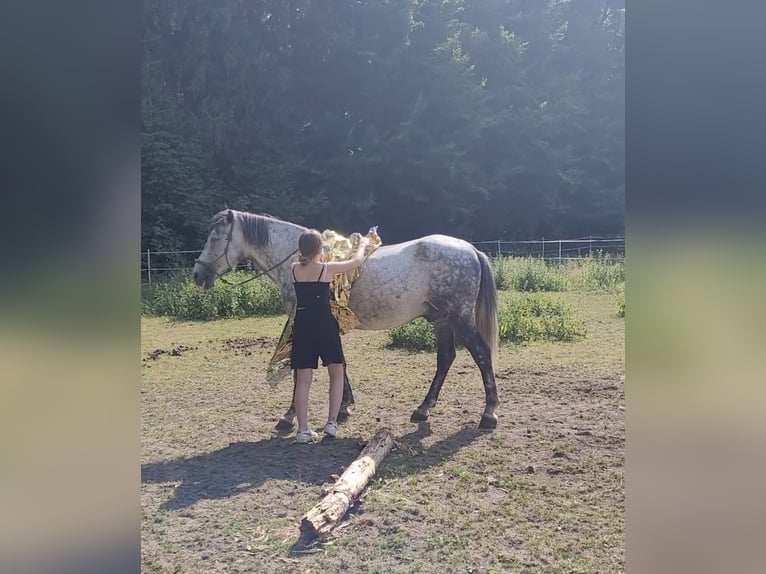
[294,368,313,431]
[326,363,345,423]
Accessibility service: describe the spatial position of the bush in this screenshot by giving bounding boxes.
[388,318,436,351]
[498,293,586,343]
[510,257,567,292]
[490,256,567,292]
[388,294,585,350]
[142,271,283,320]
[490,257,512,291]
[564,254,624,291]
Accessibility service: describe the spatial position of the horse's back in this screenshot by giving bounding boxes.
[348,234,482,329]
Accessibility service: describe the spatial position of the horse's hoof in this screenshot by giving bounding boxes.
[275,417,295,432]
[410,408,430,422]
[478,413,498,429]
[337,406,352,423]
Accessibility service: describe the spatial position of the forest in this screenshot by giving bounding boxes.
[142,0,624,251]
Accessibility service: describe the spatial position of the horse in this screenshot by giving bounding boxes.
[192,209,500,429]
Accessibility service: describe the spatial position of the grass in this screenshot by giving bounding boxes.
[388,318,436,351]
[142,255,624,323]
[491,257,568,292]
[141,290,624,573]
[142,271,283,320]
[389,293,587,350]
[491,255,624,293]
[498,293,586,343]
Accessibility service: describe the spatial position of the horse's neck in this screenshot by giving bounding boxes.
[243,217,304,290]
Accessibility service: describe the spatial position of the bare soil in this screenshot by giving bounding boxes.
[141,292,624,573]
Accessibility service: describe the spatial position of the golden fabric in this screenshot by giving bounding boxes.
[266,227,382,384]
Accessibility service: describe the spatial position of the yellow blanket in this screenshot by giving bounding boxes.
[266,227,382,384]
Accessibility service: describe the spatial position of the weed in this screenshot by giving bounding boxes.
[449,465,474,481]
[564,254,624,291]
[510,257,568,291]
[616,287,625,318]
[388,318,435,351]
[142,271,283,320]
[498,293,586,343]
[492,257,567,292]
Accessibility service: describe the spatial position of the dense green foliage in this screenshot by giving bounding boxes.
[492,257,567,292]
[142,255,621,324]
[142,0,624,251]
[388,291,586,350]
[567,253,625,291]
[389,318,437,351]
[142,272,283,320]
[491,255,624,292]
[498,293,586,343]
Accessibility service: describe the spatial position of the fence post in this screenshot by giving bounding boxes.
[147,249,151,287]
[558,240,562,263]
[496,240,501,257]
[589,236,593,256]
[541,237,545,260]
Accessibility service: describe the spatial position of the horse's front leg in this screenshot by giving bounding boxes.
[338,364,355,422]
[275,293,298,431]
[411,322,456,422]
[275,370,297,431]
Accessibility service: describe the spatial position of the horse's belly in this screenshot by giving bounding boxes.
[354,301,426,330]
[348,277,428,330]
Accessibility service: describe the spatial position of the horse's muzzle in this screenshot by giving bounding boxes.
[192,267,214,290]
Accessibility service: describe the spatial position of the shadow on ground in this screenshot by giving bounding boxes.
[142,422,489,512]
[382,421,490,477]
[141,435,364,510]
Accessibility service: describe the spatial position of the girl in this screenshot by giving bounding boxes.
[290,229,370,443]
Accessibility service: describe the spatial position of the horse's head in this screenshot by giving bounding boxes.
[193,210,246,289]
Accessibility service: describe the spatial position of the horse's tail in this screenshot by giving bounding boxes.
[475,248,499,372]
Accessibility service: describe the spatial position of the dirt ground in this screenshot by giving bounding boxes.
[141,292,624,573]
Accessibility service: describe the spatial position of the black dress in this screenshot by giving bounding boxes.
[291,263,345,369]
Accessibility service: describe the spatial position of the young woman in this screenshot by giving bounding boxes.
[290,229,370,443]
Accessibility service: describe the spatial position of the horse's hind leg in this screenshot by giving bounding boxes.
[411,323,456,422]
[338,363,355,422]
[455,320,499,429]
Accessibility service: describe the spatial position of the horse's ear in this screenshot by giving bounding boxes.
[226,210,234,223]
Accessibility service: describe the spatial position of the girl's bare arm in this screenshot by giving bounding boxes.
[325,238,370,275]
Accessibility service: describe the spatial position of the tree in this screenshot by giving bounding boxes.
[141,0,624,249]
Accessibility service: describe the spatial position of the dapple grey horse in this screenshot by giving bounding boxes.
[193,210,499,428]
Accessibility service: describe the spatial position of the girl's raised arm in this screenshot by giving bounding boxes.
[325,237,370,275]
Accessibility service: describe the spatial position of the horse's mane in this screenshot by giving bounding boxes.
[210,210,270,248]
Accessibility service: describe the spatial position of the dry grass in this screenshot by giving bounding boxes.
[141,291,624,573]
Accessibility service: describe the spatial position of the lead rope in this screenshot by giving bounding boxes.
[218,249,299,286]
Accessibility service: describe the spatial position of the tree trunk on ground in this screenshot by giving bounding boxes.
[299,428,397,540]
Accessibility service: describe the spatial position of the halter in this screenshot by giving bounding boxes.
[194,217,298,286]
[194,218,236,277]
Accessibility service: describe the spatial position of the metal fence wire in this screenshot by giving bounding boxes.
[141,236,624,286]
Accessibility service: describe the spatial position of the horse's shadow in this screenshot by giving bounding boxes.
[383,422,488,476]
[141,424,488,511]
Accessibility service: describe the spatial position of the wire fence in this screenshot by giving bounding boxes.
[141,236,624,287]
[471,236,625,260]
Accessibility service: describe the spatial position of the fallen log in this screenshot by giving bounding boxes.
[299,428,396,541]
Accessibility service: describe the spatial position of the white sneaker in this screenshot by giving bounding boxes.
[295,429,319,444]
[324,420,338,438]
